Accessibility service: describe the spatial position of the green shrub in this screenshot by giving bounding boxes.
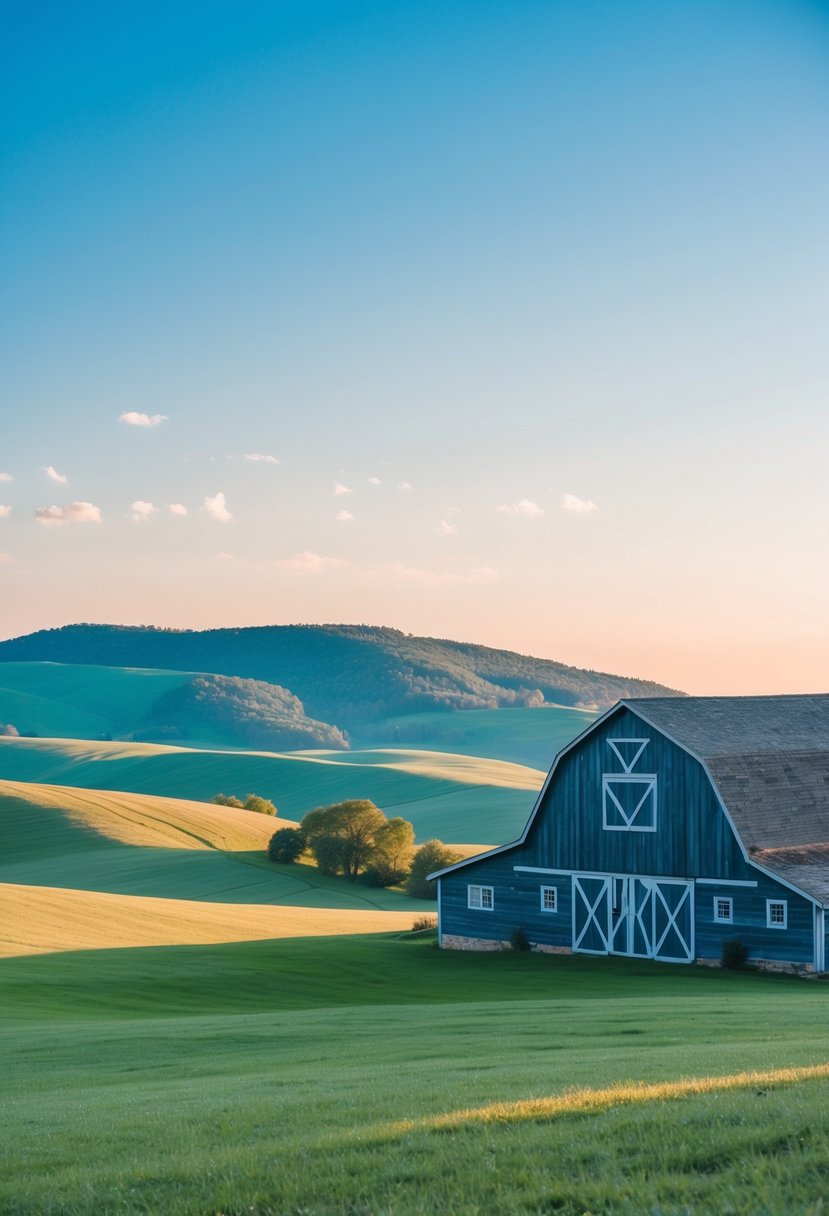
[411,914,438,933]
[212,793,244,808]
[244,793,277,816]
[404,840,464,899]
[267,828,306,863]
[721,938,748,970]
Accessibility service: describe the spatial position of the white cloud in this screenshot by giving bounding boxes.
[397,481,413,491]
[335,509,354,523]
[35,501,102,526]
[130,500,157,522]
[368,476,382,486]
[561,493,598,514]
[0,473,12,482]
[168,503,188,516]
[275,551,349,572]
[44,465,68,484]
[380,563,497,586]
[333,481,353,496]
[0,505,11,519]
[244,453,280,464]
[497,498,544,518]
[204,492,232,522]
[118,411,168,428]
[436,519,457,536]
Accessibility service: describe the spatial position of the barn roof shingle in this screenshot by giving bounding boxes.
[625,694,829,902]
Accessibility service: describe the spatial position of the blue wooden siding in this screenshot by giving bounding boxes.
[440,706,817,967]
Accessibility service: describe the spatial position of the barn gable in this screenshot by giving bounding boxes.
[434,694,829,973]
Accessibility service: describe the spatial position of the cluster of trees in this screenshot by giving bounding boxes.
[140,673,349,750]
[0,722,19,737]
[213,792,278,816]
[267,799,462,898]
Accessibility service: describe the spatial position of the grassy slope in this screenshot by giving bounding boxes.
[0,780,433,918]
[0,661,190,737]
[0,736,543,843]
[2,938,829,1214]
[355,704,597,768]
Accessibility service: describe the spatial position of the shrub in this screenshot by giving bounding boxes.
[721,938,748,970]
[359,865,407,888]
[411,915,438,933]
[0,722,19,737]
[511,927,531,952]
[212,793,244,808]
[244,793,278,816]
[267,827,306,864]
[404,840,464,899]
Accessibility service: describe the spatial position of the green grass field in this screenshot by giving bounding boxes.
[356,704,597,768]
[0,735,542,843]
[0,661,191,738]
[2,937,829,1215]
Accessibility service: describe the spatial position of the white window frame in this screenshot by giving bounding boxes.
[713,896,733,924]
[540,885,558,913]
[468,884,494,911]
[602,775,658,833]
[767,899,787,929]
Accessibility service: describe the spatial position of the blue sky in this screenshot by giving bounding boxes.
[1,0,828,692]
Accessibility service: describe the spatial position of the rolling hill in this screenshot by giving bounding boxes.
[0,736,544,844]
[0,623,681,727]
[0,661,347,751]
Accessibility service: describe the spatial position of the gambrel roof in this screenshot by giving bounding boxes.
[431,693,829,904]
[627,694,829,903]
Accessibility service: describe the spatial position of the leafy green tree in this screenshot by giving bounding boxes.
[244,793,278,816]
[212,793,244,808]
[366,817,415,885]
[267,827,306,863]
[405,840,463,899]
[301,800,388,881]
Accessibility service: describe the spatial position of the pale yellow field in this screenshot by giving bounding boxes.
[0,778,296,851]
[0,883,417,957]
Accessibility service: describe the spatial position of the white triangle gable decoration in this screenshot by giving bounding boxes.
[607,738,649,773]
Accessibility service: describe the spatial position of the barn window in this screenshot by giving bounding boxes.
[713,897,733,924]
[468,884,494,911]
[602,775,657,832]
[767,900,787,929]
[540,885,558,912]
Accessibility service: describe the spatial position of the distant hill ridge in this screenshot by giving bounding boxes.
[0,624,681,728]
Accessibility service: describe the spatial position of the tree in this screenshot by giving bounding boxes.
[405,839,463,899]
[365,817,415,885]
[212,793,245,808]
[267,827,306,863]
[0,722,19,737]
[301,800,389,881]
[244,793,278,816]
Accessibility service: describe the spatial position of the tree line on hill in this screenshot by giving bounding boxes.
[265,798,461,899]
[0,623,682,731]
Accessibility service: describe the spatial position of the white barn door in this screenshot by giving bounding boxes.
[573,874,694,963]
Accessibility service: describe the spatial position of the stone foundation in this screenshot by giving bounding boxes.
[440,934,510,952]
[697,956,817,979]
[440,934,573,955]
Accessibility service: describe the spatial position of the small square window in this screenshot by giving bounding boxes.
[468,884,493,911]
[541,885,558,912]
[767,900,787,929]
[714,897,733,924]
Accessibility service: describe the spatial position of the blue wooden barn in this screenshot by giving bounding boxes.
[431,695,829,974]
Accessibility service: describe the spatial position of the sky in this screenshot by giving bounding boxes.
[1,0,828,694]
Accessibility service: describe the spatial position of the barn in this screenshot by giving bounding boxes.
[431,695,829,975]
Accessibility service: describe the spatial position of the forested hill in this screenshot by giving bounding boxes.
[0,624,681,727]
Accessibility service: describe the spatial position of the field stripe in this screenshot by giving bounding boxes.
[0,883,419,955]
[366,1063,829,1138]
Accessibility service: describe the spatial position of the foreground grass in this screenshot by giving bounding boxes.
[2,937,829,1214]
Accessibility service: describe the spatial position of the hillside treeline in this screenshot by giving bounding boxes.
[0,623,681,728]
[133,674,349,751]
